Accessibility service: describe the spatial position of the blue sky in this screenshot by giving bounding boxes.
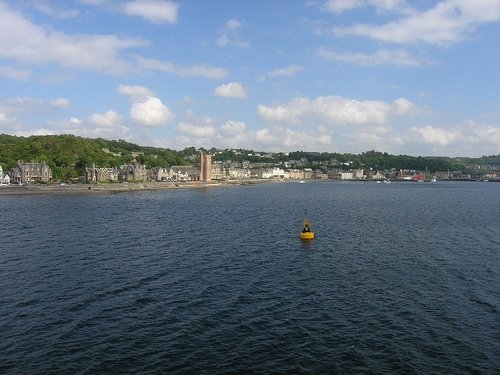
[1,0,499,157]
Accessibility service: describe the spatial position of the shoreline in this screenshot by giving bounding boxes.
[0,178,496,196]
[0,180,270,195]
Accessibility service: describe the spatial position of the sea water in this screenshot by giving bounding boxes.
[1,181,499,373]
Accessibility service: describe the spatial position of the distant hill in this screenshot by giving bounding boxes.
[1,134,497,181]
[0,134,189,180]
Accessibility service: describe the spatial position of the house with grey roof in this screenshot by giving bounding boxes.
[9,161,53,184]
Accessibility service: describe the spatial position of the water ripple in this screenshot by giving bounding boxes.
[0,182,499,374]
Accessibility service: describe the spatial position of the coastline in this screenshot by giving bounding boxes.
[0,180,269,195]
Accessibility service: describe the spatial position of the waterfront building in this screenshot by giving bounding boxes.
[314,170,329,179]
[287,169,304,180]
[228,168,251,179]
[256,167,288,179]
[211,161,225,180]
[150,167,170,181]
[169,166,200,181]
[371,171,385,180]
[353,169,366,180]
[0,165,9,185]
[341,172,354,180]
[303,168,314,179]
[119,164,148,182]
[10,161,53,184]
[200,152,212,182]
[85,164,119,183]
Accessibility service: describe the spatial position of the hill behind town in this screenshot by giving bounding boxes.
[0,134,498,181]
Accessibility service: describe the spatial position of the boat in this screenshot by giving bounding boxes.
[299,212,315,240]
[383,179,391,184]
[299,180,305,184]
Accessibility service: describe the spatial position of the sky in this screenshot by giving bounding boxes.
[1,0,500,157]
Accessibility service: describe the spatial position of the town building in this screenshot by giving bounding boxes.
[303,168,314,179]
[341,172,354,180]
[85,163,119,183]
[150,167,170,181]
[119,164,148,182]
[200,152,212,182]
[0,165,9,185]
[227,168,250,179]
[211,161,226,180]
[287,169,304,180]
[9,161,53,184]
[169,166,200,181]
[256,167,288,179]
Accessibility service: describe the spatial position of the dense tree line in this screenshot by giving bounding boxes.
[212,149,465,173]
[0,134,188,180]
[1,134,497,180]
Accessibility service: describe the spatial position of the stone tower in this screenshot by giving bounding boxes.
[200,152,212,182]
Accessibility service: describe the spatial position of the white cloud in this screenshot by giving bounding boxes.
[89,110,123,128]
[117,84,155,97]
[50,98,71,108]
[225,19,242,31]
[264,65,303,79]
[324,0,365,14]
[410,125,458,146]
[393,98,415,114]
[258,96,415,126]
[79,0,105,4]
[324,0,412,14]
[134,56,229,79]
[0,3,229,78]
[118,86,174,128]
[34,1,80,19]
[465,123,500,150]
[176,122,216,138]
[221,120,246,135]
[281,128,332,149]
[408,122,500,150]
[332,0,500,45]
[70,117,82,124]
[130,96,174,127]
[257,105,299,124]
[214,82,247,98]
[318,47,425,66]
[0,65,32,80]
[171,117,333,152]
[14,128,57,137]
[0,97,71,113]
[216,19,250,48]
[0,2,147,74]
[124,0,179,24]
[43,112,131,139]
[0,112,17,126]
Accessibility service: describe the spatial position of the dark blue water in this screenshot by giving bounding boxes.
[1,181,499,374]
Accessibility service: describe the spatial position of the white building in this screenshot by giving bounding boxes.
[353,169,366,180]
[257,167,288,179]
[0,165,8,185]
[372,171,385,180]
[341,172,354,180]
[228,168,251,179]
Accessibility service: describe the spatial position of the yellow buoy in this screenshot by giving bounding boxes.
[299,217,315,240]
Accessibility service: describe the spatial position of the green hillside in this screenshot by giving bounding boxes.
[1,134,497,181]
[0,134,189,180]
